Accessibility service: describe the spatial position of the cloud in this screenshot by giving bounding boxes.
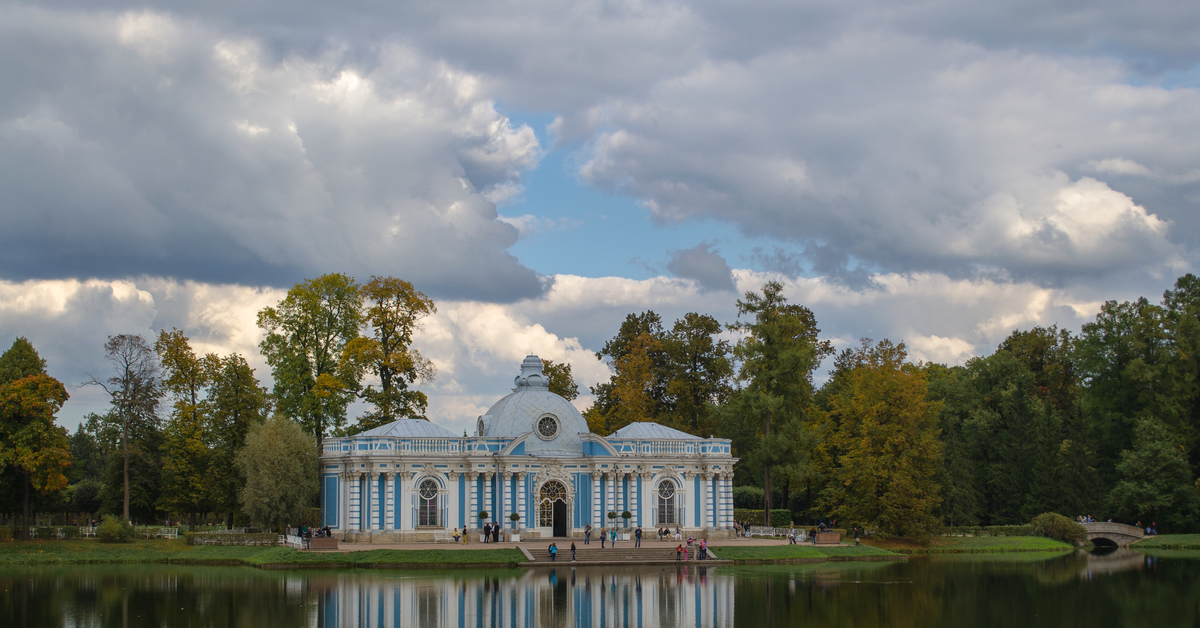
[573,35,1198,282]
[666,242,735,292]
[0,8,544,302]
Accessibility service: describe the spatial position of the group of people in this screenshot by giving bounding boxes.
[448,523,502,545]
[656,527,683,541]
[1135,521,1159,535]
[675,537,708,561]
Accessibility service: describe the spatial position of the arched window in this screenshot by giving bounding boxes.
[538,481,567,527]
[657,481,677,525]
[418,479,439,527]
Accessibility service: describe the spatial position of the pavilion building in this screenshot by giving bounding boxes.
[319,355,738,541]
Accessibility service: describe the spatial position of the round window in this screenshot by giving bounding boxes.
[419,479,439,500]
[536,415,559,440]
[658,482,676,499]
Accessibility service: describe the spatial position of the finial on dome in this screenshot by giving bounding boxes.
[514,354,549,390]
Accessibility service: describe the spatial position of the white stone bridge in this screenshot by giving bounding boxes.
[1081,522,1145,546]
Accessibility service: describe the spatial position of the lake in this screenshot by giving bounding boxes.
[2,549,1196,627]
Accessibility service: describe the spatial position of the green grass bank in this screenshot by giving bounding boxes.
[1130,534,1200,550]
[0,540,525,570]
[863,535,1073,555]
[711,543,903,564]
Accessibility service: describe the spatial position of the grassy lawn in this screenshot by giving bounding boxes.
[1131,534,1200,550]
[712,544,896,561]
[863,535,1072,554]
[0,540,525,568]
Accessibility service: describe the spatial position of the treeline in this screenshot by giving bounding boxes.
[585,276,1200,534]
[0,274,436,537]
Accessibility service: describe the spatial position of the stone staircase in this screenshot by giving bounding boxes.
[520,545,731,566]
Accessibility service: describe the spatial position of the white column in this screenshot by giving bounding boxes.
[591,472,601,528]
[369,472,380,530]
[483,472,494,524]
[398,472,410,530]
[516,473,526,530]
[384,473,394,530]
[502,472,513,529]
[700,475,710,528]
[606,472,615,526]
[629,473,638,529]
[641,472,653,528]
[448,472,459,531]
[467,472,478,531]
[340,471,350,532]
[722,474,732,529]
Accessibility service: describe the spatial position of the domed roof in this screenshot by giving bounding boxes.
[357,418,459,438]
[477,355,588,457]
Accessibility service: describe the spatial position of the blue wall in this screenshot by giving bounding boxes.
[322,475,339,526]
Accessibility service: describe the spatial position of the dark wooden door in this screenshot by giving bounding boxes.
[553,500,567,537]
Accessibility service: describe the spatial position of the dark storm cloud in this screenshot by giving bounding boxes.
[0,9,545,302]
[666,242,735,292]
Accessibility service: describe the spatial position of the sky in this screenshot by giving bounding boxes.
[2,0,1198,436]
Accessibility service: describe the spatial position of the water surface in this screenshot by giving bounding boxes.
[2,549,1196,627]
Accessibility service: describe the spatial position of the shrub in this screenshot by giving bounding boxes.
[731,509,795,527]
[0,528,11,542]
[97,514,132,543]
[1030,513,1087,545]
[733,486,765,509]
[184,531,196,546]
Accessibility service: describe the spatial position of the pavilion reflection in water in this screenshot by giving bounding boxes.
[313,566,733,628]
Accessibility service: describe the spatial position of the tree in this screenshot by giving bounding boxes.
[662,313,732,435]
[1108,419,1199,531]
[155,330,212,527]
[588,311,670,420]
[0,371,71,540]
[588,331,661,436]
[343,276,436,434]
[86,334,162,522]
[204,354,271,528]
[731,281,832,526]
[257,274,363,450]
[542,359,579,401]
[0,337,46,383]
[818,340,942,537]
[235,414,318,532]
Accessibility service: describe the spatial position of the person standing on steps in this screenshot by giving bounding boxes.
[549,542,557,562]
[600,527,606,548]
[571,541,577,562]
[635,526,642,548]
[611,527,618,547]
[585,524,592,545]
[676,544,682,561]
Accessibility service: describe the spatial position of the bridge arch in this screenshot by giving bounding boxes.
[1081,522,1144,547]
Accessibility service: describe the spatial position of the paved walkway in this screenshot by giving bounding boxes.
[313,536,824,553]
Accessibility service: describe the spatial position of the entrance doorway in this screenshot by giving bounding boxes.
[539,481,569,537]
[553,501,567,537]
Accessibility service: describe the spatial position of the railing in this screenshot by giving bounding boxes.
[640,441,693,455]
[402,438,460,454]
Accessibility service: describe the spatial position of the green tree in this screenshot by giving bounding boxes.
[343,276,436,434]
[0,371,71,540]
[924,363,982,527]
[154,329,212,527]
[204,353,271,528]
[85,334,163,521]
[588,311,670,420]
[663,313,732,436]
[541,359,579,401]
[0,337,46,383]
[257,274,363,450]
[588,331,662,436]
[818,340,942,537]
[235,414,319,532]
[731,281,832,526]
[1108,419,1199,531]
